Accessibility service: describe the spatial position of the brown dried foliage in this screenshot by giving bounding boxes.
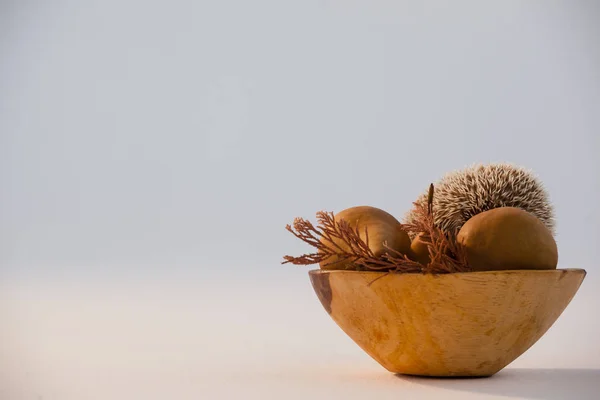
[282,184,471,274]
[402,185,470,273]
[282,211,423,272]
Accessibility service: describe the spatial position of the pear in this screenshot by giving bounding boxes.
[319,206,411,270]
[410,233,431,265]
[457,207,558,272]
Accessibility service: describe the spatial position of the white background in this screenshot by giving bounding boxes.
[1,1,599,399]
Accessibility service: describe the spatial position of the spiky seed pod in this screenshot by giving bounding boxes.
[403,163,555,238]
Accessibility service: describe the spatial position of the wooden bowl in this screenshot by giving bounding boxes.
[309,268,586,377]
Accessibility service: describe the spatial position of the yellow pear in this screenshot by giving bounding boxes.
[319,206,411,270]
[457,207,558,272]
[410,233,431,265]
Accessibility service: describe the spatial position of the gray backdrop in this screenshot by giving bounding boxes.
[1,1,599,398]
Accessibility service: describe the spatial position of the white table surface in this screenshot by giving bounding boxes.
[1,270,598,400]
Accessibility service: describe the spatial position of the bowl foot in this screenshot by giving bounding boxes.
[394,372,496,379]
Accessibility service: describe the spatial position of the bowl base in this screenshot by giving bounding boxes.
[395,372,495,379]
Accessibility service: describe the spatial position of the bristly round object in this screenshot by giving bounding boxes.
[403,163,555,238]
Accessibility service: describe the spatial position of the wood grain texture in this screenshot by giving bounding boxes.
[309,269,586,377]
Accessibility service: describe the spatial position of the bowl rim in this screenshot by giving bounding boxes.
[309,268,586,277]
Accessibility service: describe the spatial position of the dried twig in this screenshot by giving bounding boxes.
[282,184,470,275]
[282,211,423,272]
[401,185,470,273]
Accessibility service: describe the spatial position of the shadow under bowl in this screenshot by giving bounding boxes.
[309,268,586,378]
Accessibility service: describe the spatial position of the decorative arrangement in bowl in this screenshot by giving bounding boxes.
[282,163,586,377]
